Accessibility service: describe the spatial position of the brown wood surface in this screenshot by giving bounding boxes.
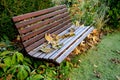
[23,18,71,47]
[15,8,67,29]
[12,5,66,22]
[28,24,73,57]
[21,15,70,41]
[25,19,71,52]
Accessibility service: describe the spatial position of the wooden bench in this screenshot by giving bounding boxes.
[12,5,94,65]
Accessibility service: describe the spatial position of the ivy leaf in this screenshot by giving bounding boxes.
[24,65,31,73]
[4,57,12,67]
[0,51,12,56]
[32,74,44,80]
[16,52,24,63]
[26,74,44,80]
[23,57,32,66]
[17,65,29,80]
[11,53,17,65]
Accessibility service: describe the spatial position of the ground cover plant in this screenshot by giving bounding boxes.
[69,31,120,80]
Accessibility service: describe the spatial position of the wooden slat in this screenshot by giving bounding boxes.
[56,27,94,64]
[49,26,90,60]
[20,12,69,39]
[16,8,67,29]
[33,52,42,58]
[22,15,70,42]
[38,26,83,59]
[12,5,66,22]
[42,26,86,59]
[28,38,44,56]
[25,19,71,52]
[23,18,71,48]
[28,23,73,56]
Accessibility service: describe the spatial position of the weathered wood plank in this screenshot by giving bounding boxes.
[19,12,69,36]
[55,27,94,64]
[25,20,71,52]
[28,24,73,57]
[12,5,66,22]
[49,26,90,60]
[15,8,67,29]
[21,15,70,41]
[42,26,86,59]
[37,25,77,58]
[23,18,71,47]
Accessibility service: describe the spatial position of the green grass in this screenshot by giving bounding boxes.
[69,32,120,80]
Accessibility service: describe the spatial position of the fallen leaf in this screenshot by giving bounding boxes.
[93,64,98,68]
[110,58,120,64]
[74,47,80,55]
[40,47,53,53]
[45,33,53,44]
[94,70,101,78]
[0,42,6,47]
[6,74,13,80]
[66,57,71,62]
[39,44,54,53]
[116,50,120,54]
[116,76,120,80]
[17,35,21,41]
[75,20,80,27]
[62,32,75,38]
[78,59,82,63]
[0,78,3,80]
[52,43,63,49]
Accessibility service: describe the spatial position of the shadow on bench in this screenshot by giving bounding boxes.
[12,5,94,65]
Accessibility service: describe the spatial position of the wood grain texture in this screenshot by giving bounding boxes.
[56,27,94,63]
[12,5,66,22]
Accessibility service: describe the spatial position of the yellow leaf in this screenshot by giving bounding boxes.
[80,41,85,47]
[74,47,80,55]
[17,35,20,41]
[40,47,53,53]
[0,42,6,47]
[75,20,80,27]
[45,33,53,44]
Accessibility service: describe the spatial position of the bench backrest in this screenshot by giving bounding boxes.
[12,5,72,53]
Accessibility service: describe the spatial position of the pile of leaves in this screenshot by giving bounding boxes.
[40,28,75,53]
[66,29,102,61]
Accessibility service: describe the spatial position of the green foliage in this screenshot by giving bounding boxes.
[0,40,73,80]
[0,0,52,41]
[26,74,44,80]
[66,0,109,30]
[107,0,120,28]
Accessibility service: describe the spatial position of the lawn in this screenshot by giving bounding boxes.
[69,31,120,80]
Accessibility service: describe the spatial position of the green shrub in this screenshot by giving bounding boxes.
[0,0,52,41]
[100,0,120,28]
[107,0,120,28]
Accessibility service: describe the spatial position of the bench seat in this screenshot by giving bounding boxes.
[12,5,94,64]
